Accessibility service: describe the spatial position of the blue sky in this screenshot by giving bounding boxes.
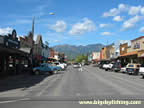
[1,0,144,46]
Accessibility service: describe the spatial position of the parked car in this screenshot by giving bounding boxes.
[112,62,121,72]
[103,63,110,70]
[103,62,114,71]
[99,61,109,69]
[84,62,90,65]
[92,63,99,67]
[53,62,65,70]
[33,63,59,75]
[51,63,62,71]
[73,63,80,68]
[62,62,67,68]
[126,63,140,75]
[139,64,144,78]
[99,62,105,69]
[120,66,126,73]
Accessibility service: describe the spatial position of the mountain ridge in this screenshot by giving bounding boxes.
[52,43,105,60]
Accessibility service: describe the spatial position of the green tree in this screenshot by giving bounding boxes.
[75,54,88,63]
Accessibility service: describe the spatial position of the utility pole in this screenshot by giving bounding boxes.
[31,16,35,74]
[32,16,35,38]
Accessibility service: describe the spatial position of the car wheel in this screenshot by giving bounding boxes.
[49,71,53,75]
[35,70,40,75]
[53,69,58,74]
[142,75,144,79]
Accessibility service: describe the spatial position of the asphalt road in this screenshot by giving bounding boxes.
[0,65,144,108]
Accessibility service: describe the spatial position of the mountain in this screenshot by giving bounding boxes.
[52,44,105,60]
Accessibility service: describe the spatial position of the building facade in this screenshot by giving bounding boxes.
[49,48,55,58]
[114,40,131,59]
[119,36,144,65]
[41,44,49,58]
[0,30,30,76]
[19,32,33,48]
[92,52,100,62]
[33,35,43,56]
[100,47,107,60]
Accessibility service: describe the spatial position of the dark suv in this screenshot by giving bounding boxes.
[112,62,121,72]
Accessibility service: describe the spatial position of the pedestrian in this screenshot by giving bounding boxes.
[79,63,83,72]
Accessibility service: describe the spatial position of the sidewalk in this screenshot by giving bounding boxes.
[0,74,48,95]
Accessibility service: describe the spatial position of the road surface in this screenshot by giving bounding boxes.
[0,65,144,108]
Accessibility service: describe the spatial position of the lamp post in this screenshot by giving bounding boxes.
[31,12,54,73]
[32,12,55,40]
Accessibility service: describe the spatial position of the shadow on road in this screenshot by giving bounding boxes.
[0,75,49,92]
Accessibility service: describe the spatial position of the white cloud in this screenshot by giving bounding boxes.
[103,8,120,17]
[54,40,60,42]
[103,4,127,17]
[141,7,144,15]
[122,16,140,31]
[99,24,111,28]
[139,26,144,33]
[0,27,13,35]
[118,4,126,11]
[69,18,96,35]
[101,32,112,36]
[128,6,142,15]
[49,20,67,32]
[113,16,123,22]
[16,19,32,24]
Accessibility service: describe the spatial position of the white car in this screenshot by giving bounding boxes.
[120,66,126,73]
[103,64,109,70]
[73,63,80,68]
[54,62,65,70]
[139,64,144,78]
[103,63,113,71]
[62,63,67,68]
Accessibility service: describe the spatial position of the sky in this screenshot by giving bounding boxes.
[1,0,144,46]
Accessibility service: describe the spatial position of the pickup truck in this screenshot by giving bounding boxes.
[103,63,113,71]
[33,63,61,75]
[54,62,65,70]
[139,64,144,78]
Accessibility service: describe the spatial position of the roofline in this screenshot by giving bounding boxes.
[131,36,144,42]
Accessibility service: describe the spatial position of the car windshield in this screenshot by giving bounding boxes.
[1,0,144,107]
[40,64,45,67]
[128,65,134,67]
[54,63,59,65]
[74,63,78,65]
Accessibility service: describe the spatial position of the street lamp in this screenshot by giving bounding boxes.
[31,12,54,72]
[49,12,55,15]
[32,12,55,37]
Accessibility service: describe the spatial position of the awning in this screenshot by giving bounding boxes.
[119,51,138,57]
[19,48,31,54]
[137,50,144,57]
[0,45,29,56]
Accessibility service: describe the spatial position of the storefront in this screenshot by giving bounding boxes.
[0,30,31,77]
[137,50,144,64]
[119,51,138,66]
